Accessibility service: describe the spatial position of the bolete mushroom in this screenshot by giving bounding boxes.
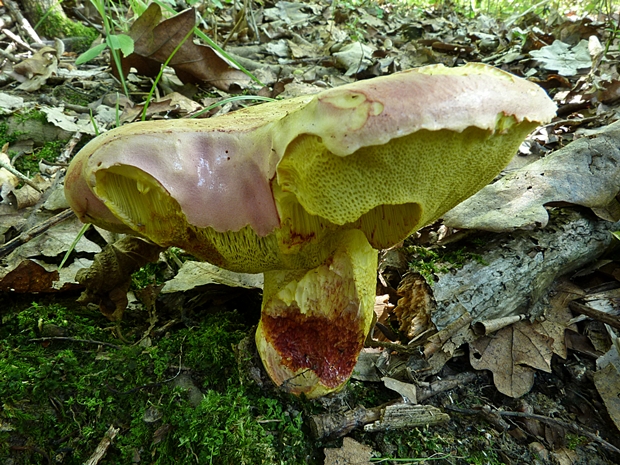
[65,63,556,398]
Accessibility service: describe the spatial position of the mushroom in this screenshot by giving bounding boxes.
[64,63,556,398]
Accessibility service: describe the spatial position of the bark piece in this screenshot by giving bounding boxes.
[310,405,382,439]
[363,404,449,432]
[84,425,119,465]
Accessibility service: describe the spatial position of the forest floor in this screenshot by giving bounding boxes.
[1,1,620,464]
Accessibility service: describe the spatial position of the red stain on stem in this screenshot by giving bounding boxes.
[262,308,364,388]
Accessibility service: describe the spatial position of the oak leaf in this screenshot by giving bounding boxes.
[119,4,249,91]
[469,321,553,397]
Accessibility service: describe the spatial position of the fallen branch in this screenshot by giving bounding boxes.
[29,336,123,350]
[84,425,119,465]
[0,208,75,259]
[568,301,620,331]
[447,405,620,456]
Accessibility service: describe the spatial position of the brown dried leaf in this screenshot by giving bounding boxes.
[0,260,58,292]
[597,79,620,105]
[593,346,620,433]
[120,4,248,91]
[324,437,373,465]
[536,279,583,359]
[393,273,435,340]
[75,237,164,321]
[120,92,202,124]
[469,321,553,398]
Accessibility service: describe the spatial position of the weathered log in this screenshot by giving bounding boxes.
[432,209,619,330]
[422,209,620,372]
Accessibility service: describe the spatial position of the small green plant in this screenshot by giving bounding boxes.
[75,0,133,96]
[0,121,19,147]
[75,32,134,67]
[131,262,166,289]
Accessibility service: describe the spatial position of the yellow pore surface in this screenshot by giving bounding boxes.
[94,120,536,273]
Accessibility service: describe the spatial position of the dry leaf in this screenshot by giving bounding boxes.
[76,237,164,321]
[9,46,58,92]
[324,437,373,465]
[535,279,583,359]
[160,260,263,294]
[0,150,18,203]
[469,321,553,397]
[119,4,249,91]
[120,92,202,123]
[593,344,620,433]
[0,260,58,292]
[393,273,435,340]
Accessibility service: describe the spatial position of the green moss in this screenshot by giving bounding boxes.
[13,139,66,175]
[37,13,97,51]
[131,262,166,290]
[0,301,316,464]
[0,121,19,147]
[371,425,504,464]
[14,109,48,125]
[406,245,487,284]
[52,85,92,106]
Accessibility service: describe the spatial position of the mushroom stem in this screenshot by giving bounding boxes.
[255,229,377,398]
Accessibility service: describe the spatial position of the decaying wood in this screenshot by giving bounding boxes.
[421,210,620,373]
[364,404,449,432]
[310,402,450,438]
[433,210,620,331]
[83,424,119,465]
[310,372,473,438]
[415,371,477,402]
[309,404,384,439]
[309,372,476,439]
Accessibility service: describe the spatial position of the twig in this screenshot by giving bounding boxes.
[0,155,43,192]
[366,338,424,355]
[57,131,83,164]
[569,301,620,331]
[30,336,123,350]
[0,208,75,259]
[0,47,19,63]
[3,0,43,44]
[84,425,119,465]
[447,405,620,455]
[221,5,246,49]
[1,28,34,52]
